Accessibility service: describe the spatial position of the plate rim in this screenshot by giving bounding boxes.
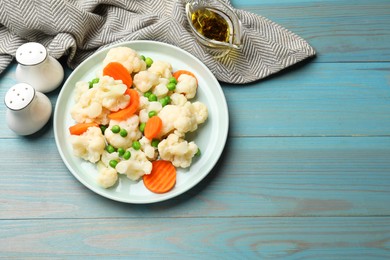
[54,40,229,204]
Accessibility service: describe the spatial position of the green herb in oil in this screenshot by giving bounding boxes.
[191,8,230,43]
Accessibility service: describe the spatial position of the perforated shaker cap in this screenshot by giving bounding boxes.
[4,83,36,111]
[15,42,47,66]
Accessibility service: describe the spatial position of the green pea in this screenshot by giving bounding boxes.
[144,91,152,98]
[159,96,170,107]
[151,139,160,148]
[140,55,146,61]
[195,148,201,156]
[106,145,115,154]
[169,77,177,84]
[120,128,128,137]
[148,110,157,118]
[167,82,176,91]
[109,159,118,168]
[160,98,168,107]
[145,57,153,67]
[139,122,146,133]
[123,151,131,160]
[111,125,120,133]
[117,147,125,157]
[148,94,157,102]
[100,125,108,134]
[132,141,141,150]
[89,78,99,89]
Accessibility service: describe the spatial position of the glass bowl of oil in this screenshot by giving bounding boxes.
[185,0,242,57]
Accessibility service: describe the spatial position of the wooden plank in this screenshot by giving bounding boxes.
[0,1,388,258]
[224,62,390,137]
[231,0,390,62]
[0,217,389,258]
[0,136,389,219]
[1,62,390,138]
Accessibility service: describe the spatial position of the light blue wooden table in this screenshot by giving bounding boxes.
[1,0,389,258]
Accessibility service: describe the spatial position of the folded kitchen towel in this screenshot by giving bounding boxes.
[0,0,315,84]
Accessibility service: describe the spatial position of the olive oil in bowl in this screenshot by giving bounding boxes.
[191,8,230,43]
[185,0,242,57]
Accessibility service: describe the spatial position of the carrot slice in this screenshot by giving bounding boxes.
[69,122,99,135]
[123,88,132,106]
[144,116,162,140]
[172,70,198,84]
[108,89,140,121]
[143,160,176,194]
[103,62,133,88]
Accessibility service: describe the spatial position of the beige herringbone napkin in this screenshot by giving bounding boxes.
[0,0,315,83]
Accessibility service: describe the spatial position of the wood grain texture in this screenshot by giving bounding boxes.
[0,0,389,258]
[232,0,390,63]
[1,62,390,138]
[224,62,390,137]
[0,136,389,219]
[1,217,389,259]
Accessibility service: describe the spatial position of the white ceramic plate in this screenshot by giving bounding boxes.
[54,40,229,204]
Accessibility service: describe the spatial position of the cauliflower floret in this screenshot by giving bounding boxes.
[158,102,198,136]
[139,110,149,124]
[133,71,159,93]
[115,148,153,181]
[103,47,146,74]
[148,101,163,113]
[70,76,129,125]
[71,82,104,124]
[104,115,142,149]
[70,127,105,163]
[174,102,198,133]
[100,150,120,167]
[153,78,169,98]
[157,105,179,136]
[71,101,110,125]
[175,74,197,99]
[73,81,89,102]
[158,133,198,168]
[139,101,163,123]
[139,136,157,160]
[148,60,172,79]
[97,162,118,188]
[191,101,208,124]
[139,96,150,110]
[95,76,130,112]
[170,93,187,106]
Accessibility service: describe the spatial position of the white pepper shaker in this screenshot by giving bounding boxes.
[15,42,64,93]
[4,83,52,135]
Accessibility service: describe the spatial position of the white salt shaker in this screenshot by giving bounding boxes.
[15,42,64,93]
[4,83,52,136]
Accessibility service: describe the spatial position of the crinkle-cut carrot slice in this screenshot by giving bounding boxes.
[143,160,176,194]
